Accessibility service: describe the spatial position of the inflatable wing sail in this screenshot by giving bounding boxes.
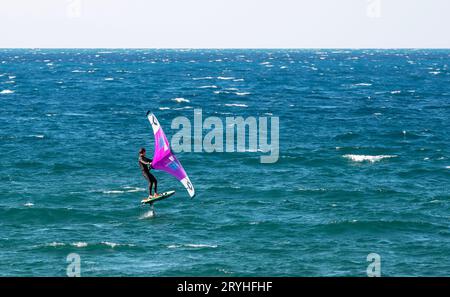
[147,111,195,198]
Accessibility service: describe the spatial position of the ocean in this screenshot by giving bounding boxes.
[0,49,449,276]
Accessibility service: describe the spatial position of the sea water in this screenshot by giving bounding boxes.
[0,49,449,276]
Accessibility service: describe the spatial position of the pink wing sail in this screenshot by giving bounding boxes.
[147,111,195,198]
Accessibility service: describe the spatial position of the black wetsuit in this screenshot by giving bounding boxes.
[139,155,157,195]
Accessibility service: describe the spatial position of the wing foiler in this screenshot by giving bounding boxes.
[146,111,195,198]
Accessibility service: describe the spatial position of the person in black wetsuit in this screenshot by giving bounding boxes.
[138,148,158,198]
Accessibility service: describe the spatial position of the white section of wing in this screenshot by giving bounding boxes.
[181,176,195,198]
[147,112,160,134]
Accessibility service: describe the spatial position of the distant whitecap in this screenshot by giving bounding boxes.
[343,154,397,163]
[224,103,248,108]
[172,97,190,103]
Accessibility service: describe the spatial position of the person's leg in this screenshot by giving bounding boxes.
[149,173,158,196]
[144,174,153,197]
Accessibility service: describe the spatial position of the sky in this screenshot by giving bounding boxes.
[1,0,449,48]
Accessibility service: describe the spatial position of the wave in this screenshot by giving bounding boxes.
[102,187,145,194]
[24,203,34,207]
[198,85,217,89]
[217,76,235,80]
[224,103,248,108]
[343,154,397,163]
[159,107,171,110]
[236,92,250,96]
[41,241,136,249]
[0,89,14,94]
[167,244,218,249]
[29,134,45,139]
[104,77,114,81]
[192,77,213,80]
[172,97,190,103]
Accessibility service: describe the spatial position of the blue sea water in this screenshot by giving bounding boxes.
[0,49,449,276]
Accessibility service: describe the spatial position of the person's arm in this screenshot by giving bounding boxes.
[139,156,152,166]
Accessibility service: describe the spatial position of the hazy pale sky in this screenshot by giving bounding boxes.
[1,0,449,48]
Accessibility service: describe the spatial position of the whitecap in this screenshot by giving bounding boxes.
[101,241,135,248]
[102,187,144,194]
[104,77,114,81]
[172,97,190,103]
[159,107,171,110]
[343,154,397,163]
[0,89,14,94]
[354,83,372,86]
[236,92,250,96]
[71,242,88,248]
[192,77,213,80]
[217,76,234,80]
[391,90,401,94]
[224,103,248,108]
[24,202,34,207]
[46,242,65,247]
[168,244,217,249]
[102,190,124,194]
[445,166,450,169]
[198,85,218,89]
[186,244,217,248]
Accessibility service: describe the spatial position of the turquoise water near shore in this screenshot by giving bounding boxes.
[0,49,449,276]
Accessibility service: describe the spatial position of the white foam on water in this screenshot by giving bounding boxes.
[0,89,14,94]
[104,77,114,81]
[343,154,397,163]
[224,103,248,108]
[71,242,88,248]
[185,244,218,248]
[217,76,234,80]
[159,107,171,110]
[46,242,65,247]
[122,186,145,193]
[102,187,145,194]
[198,85,217,89]
[168,244,217,249]
[24,202,34,207]
[172,97,190,103]
[140,210,155,219]
[101,241,136,248]
[192,76,213,80]
[102,190,124,194]
[236,92,250,96]
[445,166,450,169]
